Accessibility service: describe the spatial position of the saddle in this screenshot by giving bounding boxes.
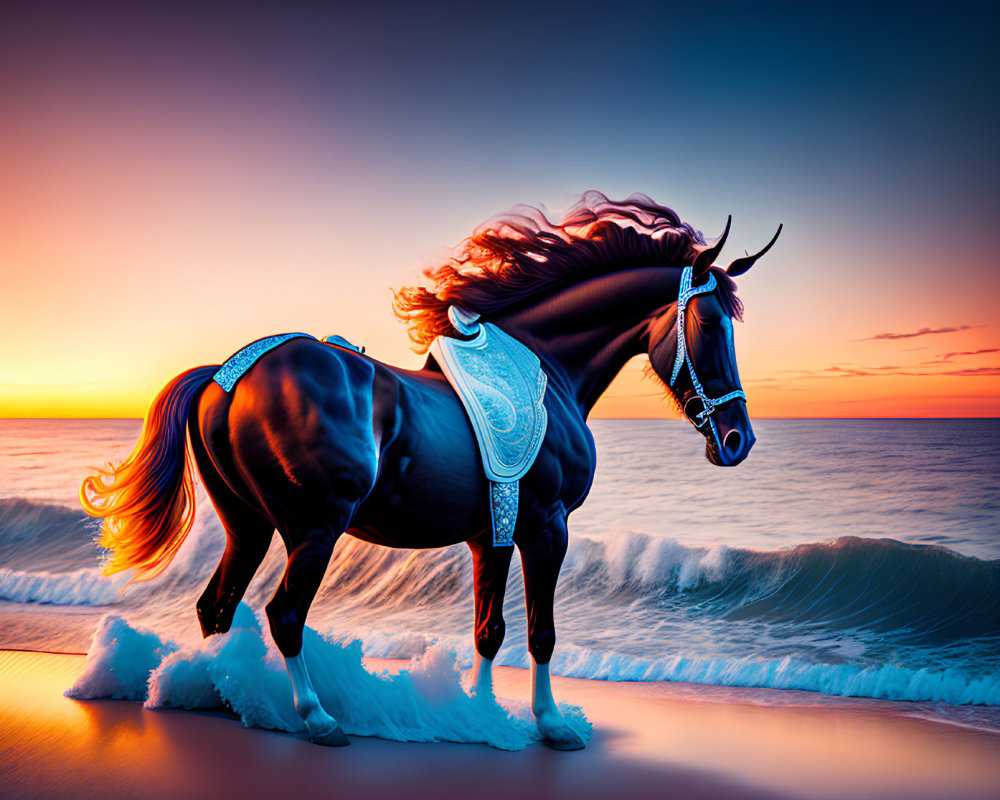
[430,307,548,546]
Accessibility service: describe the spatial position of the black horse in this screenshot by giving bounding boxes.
[82,192,780,749]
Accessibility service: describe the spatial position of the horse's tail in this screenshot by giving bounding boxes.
[81,365,219,583]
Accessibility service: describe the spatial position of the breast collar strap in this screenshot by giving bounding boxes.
[669,265,746,430]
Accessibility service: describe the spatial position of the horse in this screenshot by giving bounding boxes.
[81,191,780,750]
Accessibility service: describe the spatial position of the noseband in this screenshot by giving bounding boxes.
[669,265,746,433]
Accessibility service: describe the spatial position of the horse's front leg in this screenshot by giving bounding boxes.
[467,537,514,699]
[519,513,585,750]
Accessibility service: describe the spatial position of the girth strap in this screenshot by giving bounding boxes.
[669,265,746,436]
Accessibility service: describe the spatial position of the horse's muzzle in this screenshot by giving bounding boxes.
[706,401,755,467]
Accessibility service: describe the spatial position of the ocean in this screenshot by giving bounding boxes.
[1,417,998,731]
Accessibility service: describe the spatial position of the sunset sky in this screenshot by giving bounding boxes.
[1,1,997,418]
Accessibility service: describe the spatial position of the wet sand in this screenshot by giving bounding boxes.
[2,650,999,800]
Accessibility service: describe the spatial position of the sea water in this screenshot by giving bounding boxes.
[1,418,997,727]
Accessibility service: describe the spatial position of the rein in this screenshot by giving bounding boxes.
[669,265,746,437]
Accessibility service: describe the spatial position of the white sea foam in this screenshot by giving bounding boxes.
[65,614,178,700]
[334,628,1000,707]
[66,604,592,750]
[598,533,732,591]
[537,645,1000,706]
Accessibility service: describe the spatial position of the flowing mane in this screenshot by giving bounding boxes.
[393,191,741,353]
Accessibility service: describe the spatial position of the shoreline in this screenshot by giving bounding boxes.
[3,650,999,800]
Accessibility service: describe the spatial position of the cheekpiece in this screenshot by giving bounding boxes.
[430,308,549,546]
[669,265,747,446]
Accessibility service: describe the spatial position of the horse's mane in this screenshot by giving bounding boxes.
[394,191,742,353]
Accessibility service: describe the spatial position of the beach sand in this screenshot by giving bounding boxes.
[2,650,998,800]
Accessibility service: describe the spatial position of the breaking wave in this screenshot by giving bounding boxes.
[0,567,124,606]
[559,533,1000,641]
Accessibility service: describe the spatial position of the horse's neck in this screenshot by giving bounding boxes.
[495,267,682,416]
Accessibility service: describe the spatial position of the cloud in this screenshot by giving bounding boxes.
[748,361,1000,383]
[937,366,1000,377]
[860,325,973,341]
[824,365,904,377]
[824,366,880,377]
[922,348,1000,365]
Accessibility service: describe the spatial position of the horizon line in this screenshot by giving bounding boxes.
[2,415,998,422]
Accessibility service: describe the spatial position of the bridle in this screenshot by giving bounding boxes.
[669,265,746,439]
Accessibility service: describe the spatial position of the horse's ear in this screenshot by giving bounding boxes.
[692,216,731,278]
[726,224,783,277]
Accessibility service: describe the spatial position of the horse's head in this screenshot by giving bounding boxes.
[647,219,781,467]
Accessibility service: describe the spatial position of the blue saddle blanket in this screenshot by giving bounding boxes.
[213,332,364,392]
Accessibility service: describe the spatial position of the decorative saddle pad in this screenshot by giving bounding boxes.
[430,308,548,546]
[213,333,316,392]
[213,332,365,392]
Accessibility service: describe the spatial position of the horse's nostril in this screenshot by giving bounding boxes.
[723,430,742,455]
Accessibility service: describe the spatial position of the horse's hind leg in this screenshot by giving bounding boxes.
[265,502,358,747]
[191,443,274,637]
[520,514,585,750]
[467,537,514,698]
[198,514,273,637]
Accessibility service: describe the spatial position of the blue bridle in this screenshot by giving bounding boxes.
[669,266,747,434]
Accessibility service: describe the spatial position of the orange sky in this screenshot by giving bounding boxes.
[1,4,997,419]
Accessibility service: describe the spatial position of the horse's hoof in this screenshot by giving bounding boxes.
[309,724,350,747]
[537,708,586,750]
[542,731,586,751]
